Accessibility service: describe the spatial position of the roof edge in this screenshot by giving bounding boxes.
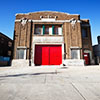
[15,11,80,16]
[0,32,13,41]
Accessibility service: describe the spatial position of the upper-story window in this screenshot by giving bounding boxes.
[35,25,42,35]
[82,27,88,38]
[34,25,62,35]
[8,42,12,47]
[45,26,49,34]
[54,25,61,35]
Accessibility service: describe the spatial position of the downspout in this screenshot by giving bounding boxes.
[29,20,32,66]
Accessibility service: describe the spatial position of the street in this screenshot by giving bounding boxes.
[0,66,100,100]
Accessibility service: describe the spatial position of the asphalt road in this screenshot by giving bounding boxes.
[0,65,100,100]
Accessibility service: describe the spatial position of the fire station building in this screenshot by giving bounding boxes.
[12,11,93,66]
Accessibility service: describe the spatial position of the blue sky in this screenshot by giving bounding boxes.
[0,0,100,45]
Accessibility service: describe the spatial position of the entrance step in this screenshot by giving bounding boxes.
[11,60,29,67]
[63,59,85,66]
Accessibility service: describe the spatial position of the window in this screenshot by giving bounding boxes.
[82,28,88,38]
[1,38,4,44]
[71,49,80,59]
[54,26,59,35]
[8,42,12,47]
[34,24,62,35]
[53,25,62,35]
[16,48,26,59]
[45,26,49,34]
[8,51,11,56]
[35,25,42,35]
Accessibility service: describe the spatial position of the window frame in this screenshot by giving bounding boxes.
[70,48,80,59]
[44,25,50,35]
[82,27,88,38]
[34,25,42,35]
[16,47,26,59]
[34,24,62,35]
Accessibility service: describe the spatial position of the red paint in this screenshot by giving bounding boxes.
[42,46,49,65]
[50,46,62,65]
[34,46,42,65]
[34,45,62,65]
[83,53,90,65]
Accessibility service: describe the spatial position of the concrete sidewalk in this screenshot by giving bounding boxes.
[0,65,100,100]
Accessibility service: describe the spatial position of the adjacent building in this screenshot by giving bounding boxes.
[0,32,13,66]
[93,36,100,64]
[12,11,93,66]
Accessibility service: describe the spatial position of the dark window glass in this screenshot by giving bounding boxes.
[45,26,49,34]
[35,25,42,35]
[82,28,88,38]
[54,26,59,34]
[8,51,11,56]
[8,42,12,47]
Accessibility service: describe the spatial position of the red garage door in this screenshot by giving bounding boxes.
[34,45,62,65]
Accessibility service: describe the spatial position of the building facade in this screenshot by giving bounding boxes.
[93,36,100,65]
[0,32,13,66]
[12,11,93,66]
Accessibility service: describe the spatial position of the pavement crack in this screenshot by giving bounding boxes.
[71,83,87,100]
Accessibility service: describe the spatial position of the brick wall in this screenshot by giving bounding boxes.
[13,11,93,60]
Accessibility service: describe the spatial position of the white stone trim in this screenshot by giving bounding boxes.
[33,36,64,43]
[70,46,81,49]
[15,19,21,22]
[17,46,27,49]
[15,19,81,23]
[41,18,56,21]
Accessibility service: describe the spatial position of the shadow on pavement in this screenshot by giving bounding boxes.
[0,72,60,78]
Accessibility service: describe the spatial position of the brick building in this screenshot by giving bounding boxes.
[0,32,13,66]
[12,11,93,66]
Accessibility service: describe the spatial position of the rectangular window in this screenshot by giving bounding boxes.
[71,49,80,59]
[45,26,49,34]
[8,51,11,56]
[54,25,62,35]
[16,48,26,59]
[34,24,62,35]
[8,42,12,47]
[35,25,42,35]
[54,26,59,34]
[82,28,88,38]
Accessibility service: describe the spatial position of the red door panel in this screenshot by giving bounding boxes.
[50,46,62,65]
[42,46,49,65]
[34,45,42,65]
